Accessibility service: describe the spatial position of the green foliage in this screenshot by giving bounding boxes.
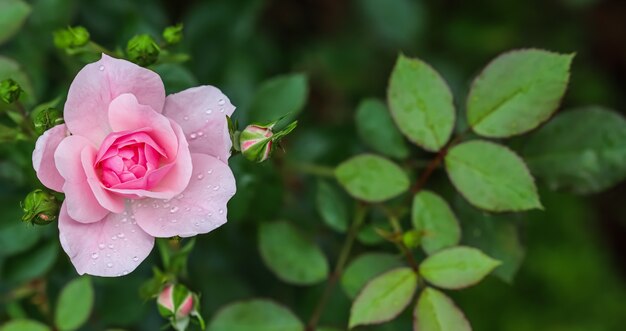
[126,34,160,67]
[445,140,542,212]
[412,190,461,254]
[355,98,409,159]
[388,54,455,151]
[419,246,501,289]
[335,154,409,202]
[0,56,33,104]
[414,287,471,331]
[0,320,50,331]
[207,300,303,331]
[2,239,58,284]
[520,106,626,194]
[55,277,94,331]
[247,74,308,125]
[467,49,573,137]
[258,221,329,285]
[0,0,31,45]
[341,253,404,299]
[316,180,349,233]
[349,267,418,328]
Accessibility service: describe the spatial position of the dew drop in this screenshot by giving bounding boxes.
[117,233,125,238]
[213,185,220,191]
[198,131,204,137]
[220,108,225,113]
[189,133,197,140]
[183,116,189,121]
[98,243,106,249]
[219,209,224,214]
[98,65,105,71]
[218,99,225,106]
[171,219,178,223]
[176,194,184,199]
[106,253,111,258]
[108,244,114,249]
[194,222,200,226]
[133,256,139,261]
[107,262,113,268]
[197,174,205,180]
[111,235,117,240]
[91,253,99,259]
[163,203,170,208]
[206,109,213,115]
[121,218,128,223]
[170,206,179,213]
[185,207,191,211]
[123,270,129,275]
[207,169,213,174]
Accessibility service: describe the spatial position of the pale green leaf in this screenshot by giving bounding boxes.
[349,267,417,328]
[335,154,409,203]
[356,98,409,159]
[414,287,471,331]
[0,0,31,45]
[412,191,461,254]
[467,49,573,137]
[419,246,501,289]
[208,299,303,331]
[341,253,404,299]
[520,106,626,194]
[0,319,50,331]
[258,221,329,285]
[248,73,308,125]
[445,140,542,212]
[55,277,94,331]
[0,56,34,105]
[388,54,455,151]
[316,180,349,233]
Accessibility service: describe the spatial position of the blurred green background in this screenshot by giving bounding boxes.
[1,0,626,330]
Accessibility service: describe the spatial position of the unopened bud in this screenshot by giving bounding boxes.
[21,189,60,225]
[53,26,90,50]
[240,124,274,163]
[33,107,64,135]
[163,24,183,45]
[402,230,422,249]
[0,79,22,104]
[157,284,195,319]
[126,34,160,67]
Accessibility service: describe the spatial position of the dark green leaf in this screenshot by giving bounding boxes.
[55,277,94,331]
[419,246,501,289]
[0,0,31,45]
[0,319,50,331]
[355,98,409,159]
[258,221,329,285]
[412,190,461,254]
[520,107,626,194]
[349,267,417,328]
[0,56,34,106]
[2,240,58,283]
[388,54,455,151]
[445,140,542,212]
[414,287,471,331]
[208,300,303,331]
[356,0,424,47]
[341,253,404,298]
[335,154,409,203]
[467,49,573,137]
[316,180,349,233]
[247,73,308,125]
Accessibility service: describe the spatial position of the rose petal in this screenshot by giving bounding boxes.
[163,86,234,163]
[108,94,177,158]
[106,120,192,199]
[32,124,68,192]
[58,202,154,277]
[133,153,236,238]
[64,54,165,145]
[82,148,125,214]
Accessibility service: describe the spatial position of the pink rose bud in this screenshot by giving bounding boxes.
[240,124,274,163]
[157,284,195,319]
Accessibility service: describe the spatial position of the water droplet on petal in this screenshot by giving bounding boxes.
[108,244,114,249]
[91,253,99,259]
[106,253,111,258]
[220,108,225,113]
[197,174,204,180]
[111,236,117,240]
[198,131,204,137]
[98,243,106,249]
[133,256,139,261]
[121,218,128,223]
[98,65,105,71]
[117,233,125,238]
[170,206,179,213]
[213,185,220,191]
[171,219,178,223]
[189,133,197,140]
[185,207,191,211]
[123,270,129,275]
[183,116,189,121]
[107,262,113,268]
[163,203,170,208]
[206,109,212,115]
[218,98,225,106]
[207,169,213,174]
[176,194,184,199]
[194,222,199,226]
[219,209,224,214]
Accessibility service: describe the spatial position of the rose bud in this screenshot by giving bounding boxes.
[21,189,60,225]
[240,124,274,163]
[157,284,195,319]
[32,107,64,136]
[53,26,90,50]
[0,78,22,104]
[126,34,160,66]
[163,24,183,45]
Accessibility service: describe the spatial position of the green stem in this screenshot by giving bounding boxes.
[306,203,367,331]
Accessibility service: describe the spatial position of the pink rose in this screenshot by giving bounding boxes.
[32,54,236,277]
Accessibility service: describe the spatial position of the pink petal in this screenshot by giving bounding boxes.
[32,124,68,192]
[82,148,125,214]
[58,202,154,277]
[133,153,236,238]
[163,86,234,163]
[54,135,96,182]
[106,120,192,200]
[64,54,165,145]
[108,94,177,158]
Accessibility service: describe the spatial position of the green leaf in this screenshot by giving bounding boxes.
[412,191,461,255]
[55,277,94,331]
[153,63,198,94]
[0,56,34,106]
[355,98,409,159]
[445,140,542,212]
[2,240,58,284]
[349,267,418,328]
[467,49,573,137]
[316,180,349,233]
[388,54,455,151]
[356,0,424,47]
[0,319,50,331]
[208,299,303,331]
[520,107,626,194]
[335,154,409,203]
[341,253,404,299]
[455,197,525,283]
[0,0,31,45]
[258,221,329,285]
[247,73,308,125]
[414,287,471,331]
[419,246,501,289]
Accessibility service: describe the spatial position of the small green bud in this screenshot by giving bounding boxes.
[240,124,274,163]
[0,79,22,104]
[53,26,90,49]
[163,24,183,45]
[126,34,160,67]
[33,107,64,135]
[21,189,60,226]
[402,230,422,249]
